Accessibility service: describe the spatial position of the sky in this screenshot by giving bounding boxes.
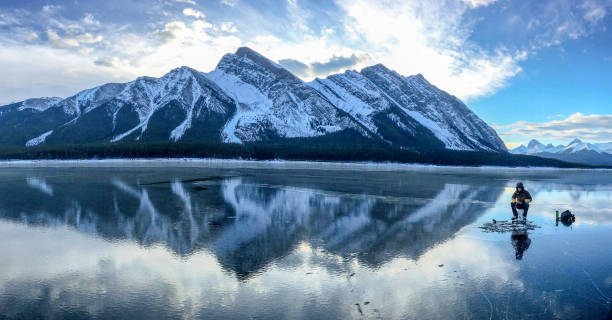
[0,0,611,148]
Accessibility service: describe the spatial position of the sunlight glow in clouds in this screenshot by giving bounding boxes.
[334,0,526,100]
[0,0,609,106]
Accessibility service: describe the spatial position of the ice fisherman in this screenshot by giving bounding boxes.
[511,182,532,220]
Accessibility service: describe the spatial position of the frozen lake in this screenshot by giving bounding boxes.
[0,162,611,319]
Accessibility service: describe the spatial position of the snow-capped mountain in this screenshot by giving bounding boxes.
[560,138,603,154]
[511,138,612,166]
[0,47,506,153]
[311,65,506,151]
[207,47,364,143]
[510,139,564,154]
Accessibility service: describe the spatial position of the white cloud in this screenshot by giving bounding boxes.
[82,13,100,26]
[580,0,608,23]
[252,34,281,43]
[279,53,372,78]
[461,0,497,8]
[497,113,612,142]
[134,19,240,76]
[527,0,612,49]
[0,0,610,105]
[221,0,237,7]
[25,32,39,41]
[545,114,565,120]
[0,44,135,104]
[41,5,62,16]
[182,8,206,19]
[0,12,21,26]
[46,29,103,49]
[219,21,237,33]
[334,0,526,100]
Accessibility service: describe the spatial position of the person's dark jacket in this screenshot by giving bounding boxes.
[512,189,532,203]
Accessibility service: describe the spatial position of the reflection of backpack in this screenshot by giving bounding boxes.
[560,210,575,225]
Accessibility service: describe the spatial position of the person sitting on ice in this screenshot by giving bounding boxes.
[511,182,532,220]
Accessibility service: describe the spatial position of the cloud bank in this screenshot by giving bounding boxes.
[0,0,610,104]
[497,113,612,142]
[279,53,371,78]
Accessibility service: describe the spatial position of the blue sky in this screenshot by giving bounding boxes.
[0,0,611,147]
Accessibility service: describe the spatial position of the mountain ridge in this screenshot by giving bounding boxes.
[511,138,612,166]
[0,47,507,153]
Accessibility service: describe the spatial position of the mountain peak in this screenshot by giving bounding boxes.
[361,63,393,75]
[405,73,432,87]
[212,46,301,92]
[235,46,261,57]
[569,138,583,145]
[166,65,199,75]
[527,139,543,148]
[230,46,284,69]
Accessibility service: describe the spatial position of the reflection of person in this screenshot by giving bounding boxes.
[511,182,532,220]
[511,230,531,260]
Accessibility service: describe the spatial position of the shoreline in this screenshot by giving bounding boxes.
[0,158,608,171]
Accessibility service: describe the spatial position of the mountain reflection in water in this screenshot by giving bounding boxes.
[0,169,502,278]
[1,166,611,319]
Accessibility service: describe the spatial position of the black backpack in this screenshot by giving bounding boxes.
[560,210,576,226]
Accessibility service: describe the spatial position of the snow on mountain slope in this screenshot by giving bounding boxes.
[206,47,366,143]
[25,130,53,146]
[109,66,229,142]
[310,64,506,152]
[308,70,391,135]
[560,138,603,154]
[308,70,447,149]
[36,66,235,144]
[511,138,612,166]
[1,47,507,153]
[512,139,605,155]
[51,83,127,117]
[206,70,284,143]
[18,97,63,112]
[358,64,506,152]
[510,139,564,154]
[594,142,612,153]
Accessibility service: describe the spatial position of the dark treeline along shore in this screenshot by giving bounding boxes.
[0,139,601,168]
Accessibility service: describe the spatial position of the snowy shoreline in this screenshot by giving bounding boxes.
[0,158,607,171]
